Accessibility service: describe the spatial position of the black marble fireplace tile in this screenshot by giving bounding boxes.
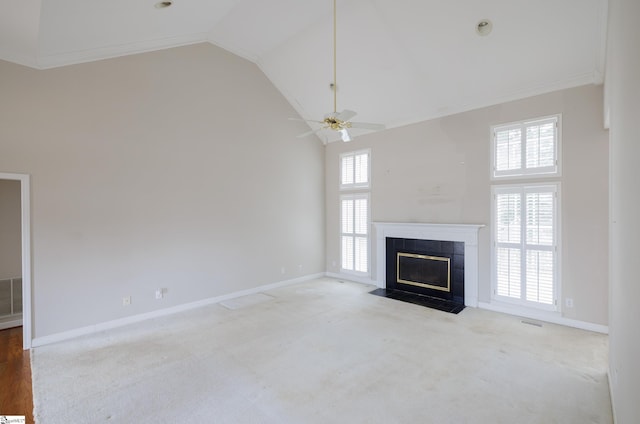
[392,238,404,249]
[410,240,420,251]
[454,242,464,254]
[369,288,465,314]
[440,241,454,254]
[413,239,427,252]
[454,269,464,284]
[428,240,442,252]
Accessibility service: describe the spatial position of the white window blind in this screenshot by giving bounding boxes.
[496,247,521,299]
[341,155,354,186]
[492,116,560,178]
[340,150,370,274]
[496,126,522,172]
[493,184,558,310]
[341,194,369,273]
[341,150,370,189]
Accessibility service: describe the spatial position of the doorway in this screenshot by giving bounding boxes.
[0,178,22,328]
[0,173,32,349]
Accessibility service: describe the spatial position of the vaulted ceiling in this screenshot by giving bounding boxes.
[1,0,607,142]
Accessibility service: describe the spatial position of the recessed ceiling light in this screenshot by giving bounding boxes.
[155,1,172,9]
[476,19,493,36]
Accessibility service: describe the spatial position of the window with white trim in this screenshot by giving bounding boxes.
[341,150,370,190]
[340,150,370,274]
[492,115,560,179]
[341,193,369,273]
[492,184,558,310]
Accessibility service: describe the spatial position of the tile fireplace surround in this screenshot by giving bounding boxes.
[373,222,484,307]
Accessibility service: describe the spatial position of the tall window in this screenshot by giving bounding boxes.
[492,115,560,179]
[491,114,561,311]
[493,184,558,309]
[341,194,369,273]
[340,150,370,274]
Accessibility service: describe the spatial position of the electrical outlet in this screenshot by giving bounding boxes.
[298,264,303,272]
[123,296,131,306]
[155,289,163,300]
[281,266,286,274]
[565,298,574,308]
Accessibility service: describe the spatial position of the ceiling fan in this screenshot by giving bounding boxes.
[291,0,385,142]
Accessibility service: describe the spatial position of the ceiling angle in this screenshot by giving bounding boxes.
[291,0,385,142]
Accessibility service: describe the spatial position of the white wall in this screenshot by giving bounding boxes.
[326,84,609,326]
[0,43,325,339]
[606,0,640,421]
[0,179,21,279]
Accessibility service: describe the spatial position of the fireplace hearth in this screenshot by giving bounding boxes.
[371,237,465,313]
[369,288,465,314]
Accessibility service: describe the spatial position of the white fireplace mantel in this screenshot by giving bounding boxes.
[373,222,484,307]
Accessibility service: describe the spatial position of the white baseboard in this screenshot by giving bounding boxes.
[31,273,324,348]
[478,301,609,334]
[324,272,377,287]
[608,368,618,423]
[0,318,22,330]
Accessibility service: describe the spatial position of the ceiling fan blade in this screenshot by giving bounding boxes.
[349,122,386,131]
[288,117,325,124]
[297,127,326,138]
[337,109,357,122]
[339,128,352,142]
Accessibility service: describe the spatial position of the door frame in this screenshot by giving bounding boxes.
[0,173,32,349]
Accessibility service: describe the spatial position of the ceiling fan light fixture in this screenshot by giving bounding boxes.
[339,129,352,142]
[292,0,385,142]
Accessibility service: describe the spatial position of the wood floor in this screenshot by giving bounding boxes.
[0,326,34,423]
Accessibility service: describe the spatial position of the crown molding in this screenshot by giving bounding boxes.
[35,33,210,70]
[0,48,39,69]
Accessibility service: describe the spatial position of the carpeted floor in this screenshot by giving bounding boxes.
[31,278,612,423]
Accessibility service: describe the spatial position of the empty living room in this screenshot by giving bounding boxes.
[0,0,638,423]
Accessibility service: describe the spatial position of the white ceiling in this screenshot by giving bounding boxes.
[1,0,608,142]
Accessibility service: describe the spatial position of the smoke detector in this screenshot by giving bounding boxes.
[476,19,493,36]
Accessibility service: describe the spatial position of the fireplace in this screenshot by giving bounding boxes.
[397,252,450,292]
[372,222,483,310]
[382,237,465,312]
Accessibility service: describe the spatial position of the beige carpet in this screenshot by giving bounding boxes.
[31,278,612,423]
